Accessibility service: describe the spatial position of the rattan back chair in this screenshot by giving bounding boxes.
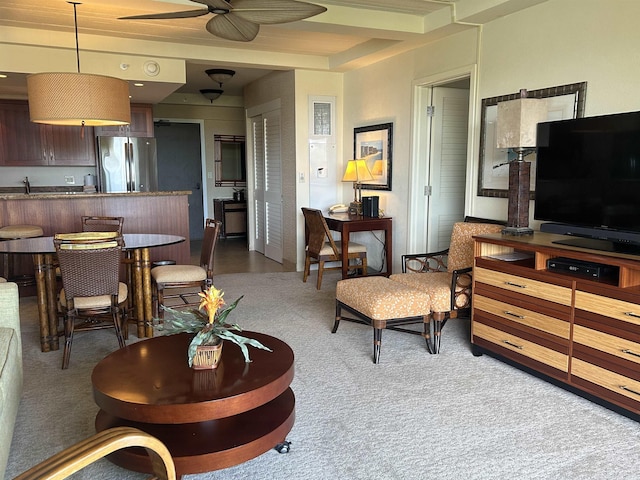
[151,218,222,318]
[54,233,127,369]
[302,207,367,289]
[81,216,124,233]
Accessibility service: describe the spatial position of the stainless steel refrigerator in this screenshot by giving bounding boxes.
[96,137,158,192]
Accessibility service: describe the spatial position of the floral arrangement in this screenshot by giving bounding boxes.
[157,285,271,367]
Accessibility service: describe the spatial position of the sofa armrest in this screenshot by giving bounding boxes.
[0,282,20,358]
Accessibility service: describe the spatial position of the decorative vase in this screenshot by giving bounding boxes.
[192,340,223,370]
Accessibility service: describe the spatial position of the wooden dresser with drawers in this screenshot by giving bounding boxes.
[472,231,640,419]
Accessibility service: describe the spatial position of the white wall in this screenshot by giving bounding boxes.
[339,0,640,272]
[342,29,479,272]
[473,0,640,228]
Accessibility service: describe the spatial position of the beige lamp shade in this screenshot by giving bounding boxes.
[342,159,374,182]
[27,73,131,126]
[496,97,547,149]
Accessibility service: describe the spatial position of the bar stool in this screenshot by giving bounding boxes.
[0,225,44,286]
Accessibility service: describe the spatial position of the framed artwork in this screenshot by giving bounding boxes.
[477,82,587,198]
[353,122,393,191]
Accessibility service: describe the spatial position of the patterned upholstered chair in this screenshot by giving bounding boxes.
[389,219,504,353]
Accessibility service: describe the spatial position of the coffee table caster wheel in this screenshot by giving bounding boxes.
[275,441,291,453]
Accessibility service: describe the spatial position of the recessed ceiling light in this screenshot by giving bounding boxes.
[134,83,144,87]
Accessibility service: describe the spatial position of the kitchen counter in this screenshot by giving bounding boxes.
[0,190,191,200]
[0,191,191,295]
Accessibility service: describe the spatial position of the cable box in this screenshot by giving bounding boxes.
[546,257,619,280]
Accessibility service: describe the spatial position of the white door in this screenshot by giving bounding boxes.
[427,87,469,251]
[250,109,283,263]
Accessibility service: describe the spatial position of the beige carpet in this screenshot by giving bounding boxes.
[6,271,640,479]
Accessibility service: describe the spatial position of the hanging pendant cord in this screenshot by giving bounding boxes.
[68,2,85,134]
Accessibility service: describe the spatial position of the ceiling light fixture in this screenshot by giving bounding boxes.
[26,2,130,127]
[206,69,235,88]
[200,89,224,103]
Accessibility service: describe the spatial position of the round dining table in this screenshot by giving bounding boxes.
[0,233,185,352]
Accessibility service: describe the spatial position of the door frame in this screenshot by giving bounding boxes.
[152,118,209,220]
[407,65,478,254]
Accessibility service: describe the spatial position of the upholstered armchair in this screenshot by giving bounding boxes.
[390,219,504,353]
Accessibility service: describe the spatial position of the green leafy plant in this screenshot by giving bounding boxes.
[156,285,271,366]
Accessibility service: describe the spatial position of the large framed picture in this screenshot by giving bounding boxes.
[354,122,393,191]
[478,82,587,198]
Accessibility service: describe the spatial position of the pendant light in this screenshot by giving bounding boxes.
[27,2,130,127]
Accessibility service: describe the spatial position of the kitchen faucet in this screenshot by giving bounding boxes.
[23,176,30,194]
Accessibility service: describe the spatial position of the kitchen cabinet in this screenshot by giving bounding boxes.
[214,199,247,237]
[94,104,154,137]
[472,231,640,419]
[0,100,96,166]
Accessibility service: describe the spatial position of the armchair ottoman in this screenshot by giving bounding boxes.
[334,277,431,363]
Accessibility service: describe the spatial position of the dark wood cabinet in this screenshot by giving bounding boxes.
[0,99,96,166]
[94,104,154,138]
[214,199,247,237]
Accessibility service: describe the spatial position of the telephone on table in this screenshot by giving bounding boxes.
[329,204,348,213]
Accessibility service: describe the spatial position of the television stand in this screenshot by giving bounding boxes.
[552,236,640,255]
[472,230,640,421]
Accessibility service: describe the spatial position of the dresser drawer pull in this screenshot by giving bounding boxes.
[504,310,525,319]
[622,349,640,359]
[620,385,640,397]
[624,312,640,319]
[502,340,523,350]
[505,281,526,289]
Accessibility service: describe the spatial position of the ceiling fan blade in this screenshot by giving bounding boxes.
[119,9,209,20]
[229,0,327,25]
[206,15,260,42]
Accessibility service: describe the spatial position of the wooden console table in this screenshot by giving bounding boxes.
[324,213,392,278]
[472,231,640,419]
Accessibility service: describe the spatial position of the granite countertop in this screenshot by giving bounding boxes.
[0,190,192,200]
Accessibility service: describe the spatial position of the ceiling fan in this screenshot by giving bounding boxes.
[119,0,327,42]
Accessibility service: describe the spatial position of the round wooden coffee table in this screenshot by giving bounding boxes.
[92,332,295,477]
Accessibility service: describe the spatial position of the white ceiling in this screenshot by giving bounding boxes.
[0,0,545,103]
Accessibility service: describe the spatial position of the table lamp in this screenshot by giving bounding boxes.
[496,89,547,235]
[342,159,373,215]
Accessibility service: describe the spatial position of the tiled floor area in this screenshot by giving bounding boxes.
[191,236,293,274]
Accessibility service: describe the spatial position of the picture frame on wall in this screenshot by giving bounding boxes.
[477,82,587,198]
[354,122,393,191]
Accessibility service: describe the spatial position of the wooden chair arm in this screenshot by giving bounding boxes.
[450,267,473,312]
[14,427,176,480]
[401,248,450,273]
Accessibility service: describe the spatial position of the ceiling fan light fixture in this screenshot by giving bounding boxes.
[200,89,224,103]
[206,69,236,87]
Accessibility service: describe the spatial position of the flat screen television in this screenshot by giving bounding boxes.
[534,110,640,254]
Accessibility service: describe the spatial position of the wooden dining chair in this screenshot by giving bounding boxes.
[54,232,127,369]
[151,218,222,318]
[302,207,367,289]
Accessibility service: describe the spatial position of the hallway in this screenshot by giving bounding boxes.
[191,237,293,275]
